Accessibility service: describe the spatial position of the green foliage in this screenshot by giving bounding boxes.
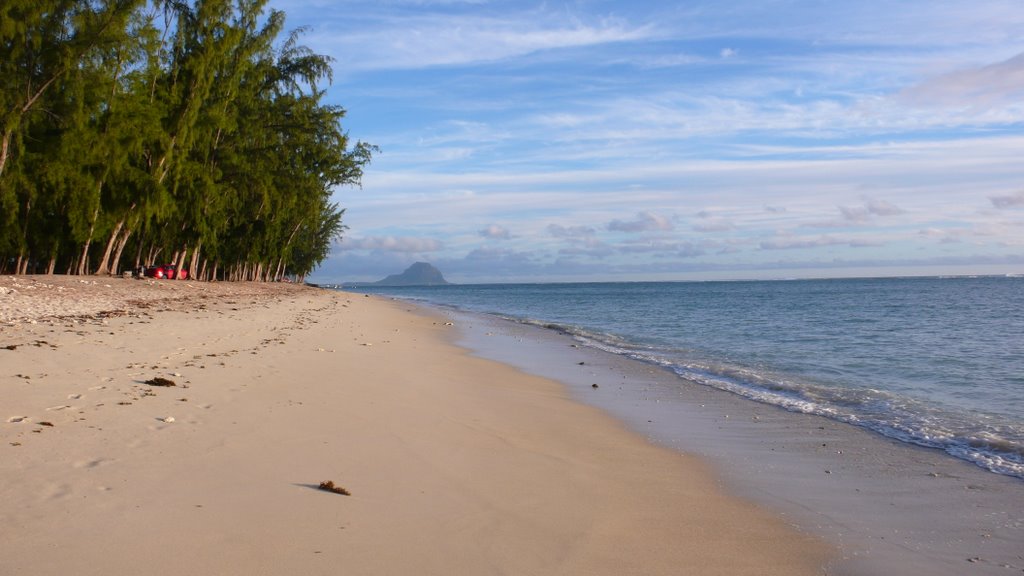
[0,0,371,279]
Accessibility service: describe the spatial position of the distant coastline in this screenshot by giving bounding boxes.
[326,271,1023,289]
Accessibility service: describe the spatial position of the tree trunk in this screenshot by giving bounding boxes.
[189,242,201,281]
[273,258,284,282]
[110,228,133,276]
[76,242,90,276]
[133,238,144,271]
[46,257,56,275]
[173,248,183,279]
[77,189,102,275]
[19,198,32,260]
[168,249,180,277]
[0,131,10,180]
[94,219,125,275]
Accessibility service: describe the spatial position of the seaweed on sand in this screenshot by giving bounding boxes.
[318,480,351,496]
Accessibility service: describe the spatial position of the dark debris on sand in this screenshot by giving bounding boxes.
[318,480,351,496]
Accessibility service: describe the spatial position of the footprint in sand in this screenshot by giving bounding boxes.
[7,416,28,423]
[68,393,83,400]
[73,458,109,469]
[46,405,71,411]
[43,483,72,501]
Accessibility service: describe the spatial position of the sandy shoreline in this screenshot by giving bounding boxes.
[1,276,829,575]
[449,310,1024,575]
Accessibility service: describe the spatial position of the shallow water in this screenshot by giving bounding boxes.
[347,276,1024,479]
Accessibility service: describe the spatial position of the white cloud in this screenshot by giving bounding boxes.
[548,223,596,237]
[618,240,706,258]
[310,11,654,71]
[341,236,444,253]
[865,198,906,216]
[299,0,1024,281]
[462,246,524,260]
[839,198,907,222]
[693,212,736,232]
[622,52,706,69]
[558,238,615,259]
[839,205,871,222]
[479,224,512,239]
[990,190,1024,209]
[900,52,1024,108]
[759,235,877,250]
[693,220,736,232]
[608,211,675,233]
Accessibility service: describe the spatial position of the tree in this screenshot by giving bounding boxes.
[0,0,372,278]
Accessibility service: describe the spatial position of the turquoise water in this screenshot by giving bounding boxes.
[347,277,1024,479]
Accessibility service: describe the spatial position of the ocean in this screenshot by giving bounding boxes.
[347,276,1024,480]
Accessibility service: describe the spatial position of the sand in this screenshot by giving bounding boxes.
[454,312,1024,575]
[0,276,830,575]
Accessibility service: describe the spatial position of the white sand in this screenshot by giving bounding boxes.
[1,276,829,575]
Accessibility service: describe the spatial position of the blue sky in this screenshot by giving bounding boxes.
[270,0,1024,283]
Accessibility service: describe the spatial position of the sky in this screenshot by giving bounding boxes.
[268,0,1024,284]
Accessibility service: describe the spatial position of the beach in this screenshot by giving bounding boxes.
[1,276,829,575]
[452,310,1024,575]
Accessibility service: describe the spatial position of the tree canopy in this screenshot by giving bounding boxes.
[0,0,373,281]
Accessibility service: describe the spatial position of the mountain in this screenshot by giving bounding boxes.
[374,262,449,286]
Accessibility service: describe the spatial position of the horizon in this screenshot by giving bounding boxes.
[328,264,1024,287]
[265,1,1024,285]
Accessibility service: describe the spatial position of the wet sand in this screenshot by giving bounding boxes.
[451,309,1024,575]
[0,276,829,575]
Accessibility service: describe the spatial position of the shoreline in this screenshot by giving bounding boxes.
[443,306,1024,575]
[1,277,830,575]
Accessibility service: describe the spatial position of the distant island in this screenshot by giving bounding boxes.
[364,262,450,286]
[315,262,450,289]
[374,262,449,286]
